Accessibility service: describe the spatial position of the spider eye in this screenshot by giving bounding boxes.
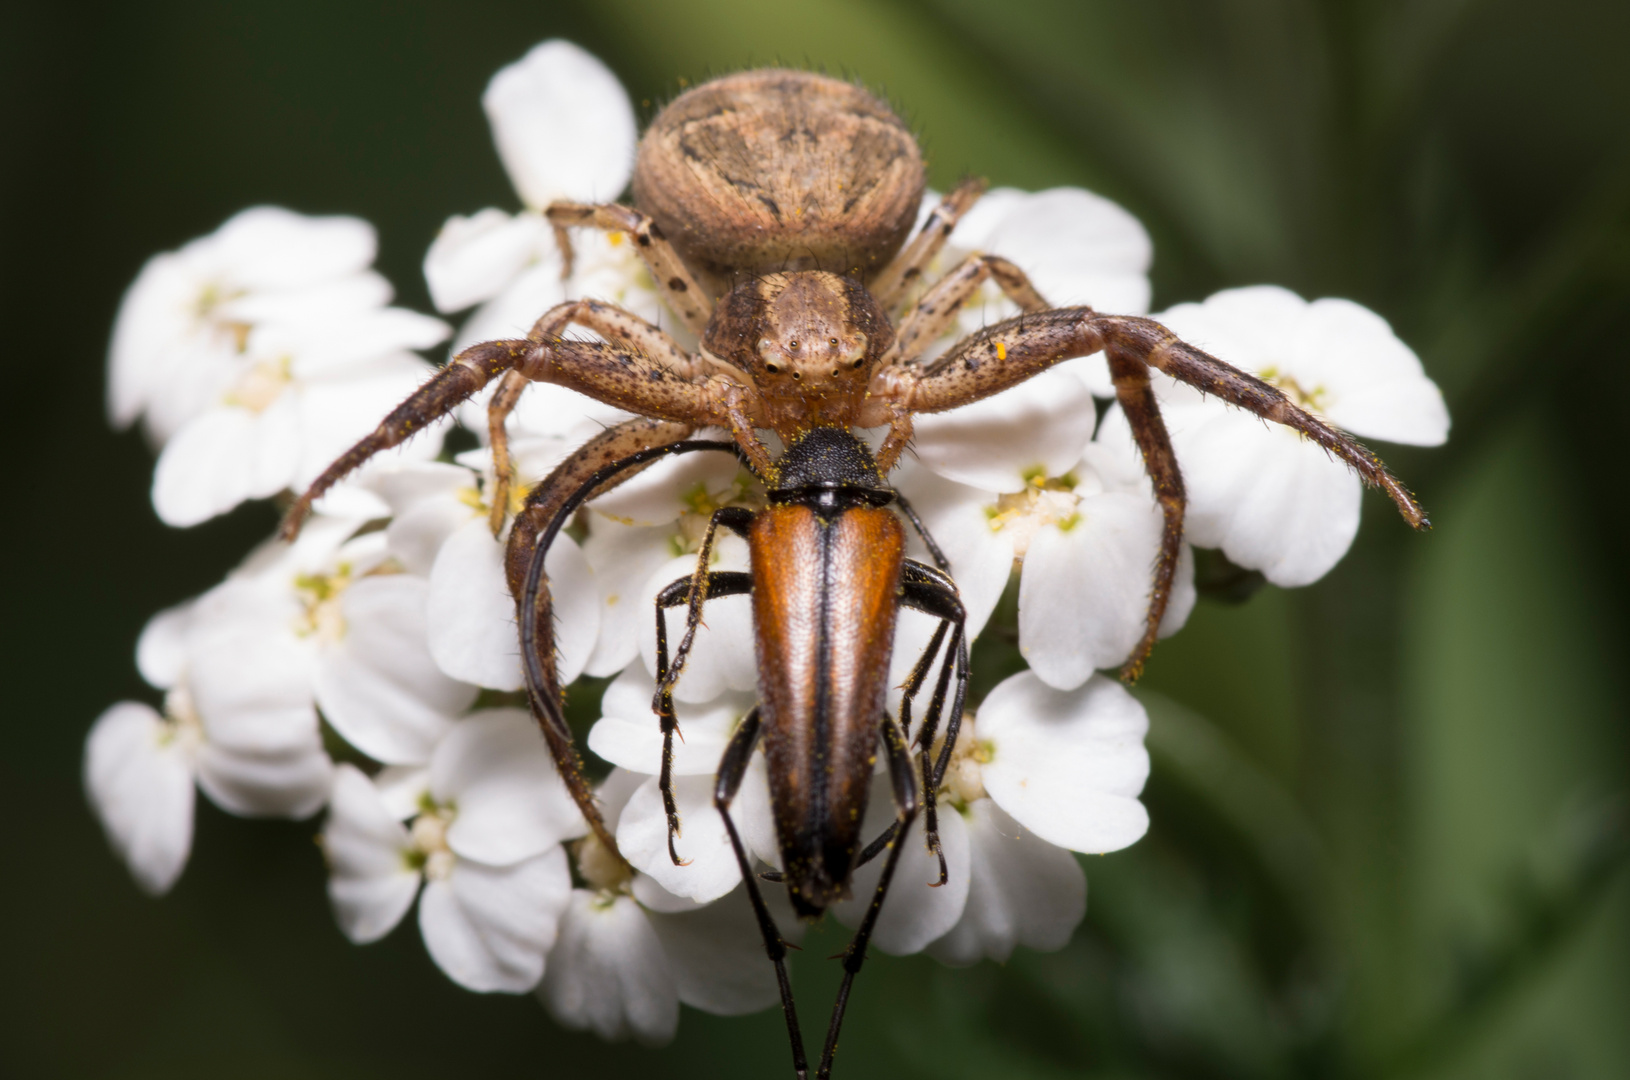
[791,371,802,381]
[788,339,799,351]
[764,362,781,374]
[829,337,839,347]
[852,357,865,369]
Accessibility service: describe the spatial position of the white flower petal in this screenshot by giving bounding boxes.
[618,774,741,903]
[84,702,195,895]
[135,602,192,690]
[926,799,1086,966]
[424,209,552,314]
[1017,490,1167,687]
[581,521,683,677]
[427,519,598,691]
[195,740,333,818]
[977,672,1149,854]
[834,772,971,955]
[314,576,477,765]
[483,41,637,209]
[211,206,376,290]
[151,408,271,526]
[433,710,587,865]
[540,890,678,1044]
[890,461,1015,644]
[982,187,1152,315]
[373,764,431,819]
[648,884,782,1016]
[324,764,420,944]
[419,846,571,993]
[910,364,1096,492]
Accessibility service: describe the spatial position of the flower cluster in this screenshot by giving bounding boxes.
[86,39,1448,1044]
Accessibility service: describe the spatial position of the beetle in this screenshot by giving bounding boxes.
[281,68,1428,1079]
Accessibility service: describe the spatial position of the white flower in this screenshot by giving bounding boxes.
[483,40,637,211]
[110,206,385,443]
[539,770,791,1044]
[187,516,478,766]
[922,670,1148,966]
[84,598,334,895]
[323,710,583,993]
[897,364,1196,691]
[108,205,453,528]
[1098,285,1449,586]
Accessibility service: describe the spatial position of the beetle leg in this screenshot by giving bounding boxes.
[817,712,919,1080]
[486,298,699,534]
[884,253,1049,367]
[546,201,713,333]
[898,561,970,886]
[505,420,739,861]
[652,568,753,865]
[869,176,987,310]
[714,706,810,1080]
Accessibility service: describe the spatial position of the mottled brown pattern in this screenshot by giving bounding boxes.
[633,70,924,295]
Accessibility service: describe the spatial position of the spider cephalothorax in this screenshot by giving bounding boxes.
[281,68,1427,1080]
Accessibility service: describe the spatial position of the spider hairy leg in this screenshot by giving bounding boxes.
[504,418,699,859]
[1106,351,1185,682]
[870,176,988,310]
[485,298,699,534]
[545,200,713,331]
[899,308,1430,528]
[888,252,1049,366]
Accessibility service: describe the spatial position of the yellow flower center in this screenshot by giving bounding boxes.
[985,467,1082,557]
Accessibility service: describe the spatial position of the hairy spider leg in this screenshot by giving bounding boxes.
[816,711,919,1080]
[1105,351,1186,680]
[279,305,738,539]
[883,307,1431,680]
[651,567,754,865]
[887,252,1050,366]
[509,424,740,858]
[483,298,699,533]
[869,176,988,310]
[714,707,809,1080]
[545,201,714,330]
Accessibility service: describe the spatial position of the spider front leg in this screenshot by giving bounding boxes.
[877,307,1430,679]
[886,252,1050,366]
[546,201,713,333]
[505,418,700,858]
[281,311,748,540]
[870,177,987,310]
[484,298,700,534]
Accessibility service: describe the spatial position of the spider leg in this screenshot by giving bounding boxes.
[505,419,706,858]
[886,252,1049,367]
[869,177,987,310]
[546,201,713,333]
[714,706,809,1080]
[485,298,699,534]
[871,308,1429,678]
[281,305,755,540]
[888,308,1429,529]
[1106,351,1185,681]
[652,567,753,865]
[817,711,919,1080]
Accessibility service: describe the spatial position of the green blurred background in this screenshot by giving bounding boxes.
[4,1,1627,1077]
